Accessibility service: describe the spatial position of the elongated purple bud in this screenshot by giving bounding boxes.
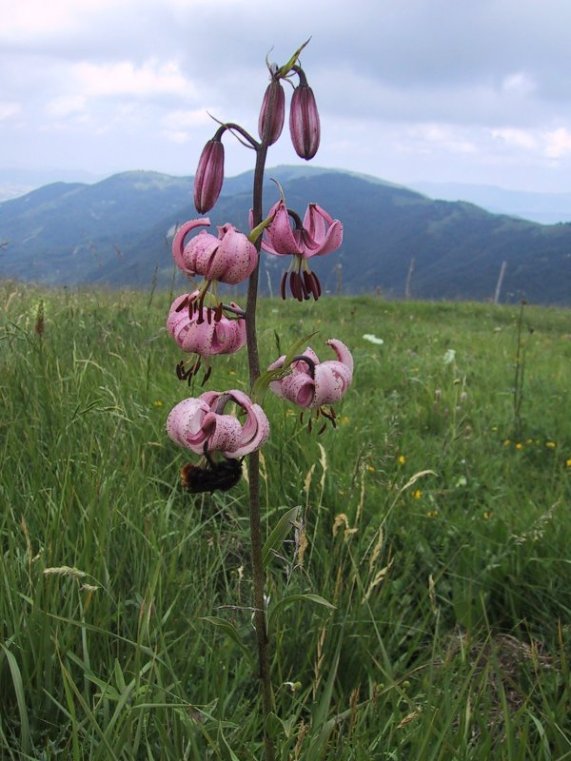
[289,79,320,160]
[258,79,286,145]
[193,138,224,214]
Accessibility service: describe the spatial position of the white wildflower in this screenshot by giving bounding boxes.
[363,334,384,345]
[443,349,456,365]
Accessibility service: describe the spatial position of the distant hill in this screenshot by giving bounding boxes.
[411,181,571,226]
[0,167,104,203]
[1,167,570,305]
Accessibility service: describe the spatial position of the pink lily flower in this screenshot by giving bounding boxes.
[259,200,343,300]
[173,219,258,285]
[261,200,342,258]
[268,339,353,408]
[167,292,246,356]
[167,390,270,459]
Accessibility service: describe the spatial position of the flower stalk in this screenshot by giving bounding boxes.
[246,127,274,761]
[165,42,351,761]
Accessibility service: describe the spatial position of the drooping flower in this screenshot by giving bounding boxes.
[167,390,270,459]
[258,78,286,145]
[289,68,320,160]
[260,200,342,300]
[268,339,353,409]
[167,292,246,356]
[261,201,342,258]
[172,219,258,285]
[194,137,225,214]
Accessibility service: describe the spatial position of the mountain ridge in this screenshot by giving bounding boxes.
[1,167,570,305]
[411,180,571,225]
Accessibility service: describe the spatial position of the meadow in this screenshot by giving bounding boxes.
[1,281,570,760]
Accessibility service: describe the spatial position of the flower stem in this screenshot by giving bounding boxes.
[246,143,267,383]
[246,136,274,760]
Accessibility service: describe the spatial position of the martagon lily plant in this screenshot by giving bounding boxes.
[165,40,352,760]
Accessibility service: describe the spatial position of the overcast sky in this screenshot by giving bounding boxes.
[2,0,571,193]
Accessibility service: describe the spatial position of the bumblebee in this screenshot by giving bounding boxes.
[180,452,242,494]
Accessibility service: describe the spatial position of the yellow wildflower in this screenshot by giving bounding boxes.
[397,454,406,465]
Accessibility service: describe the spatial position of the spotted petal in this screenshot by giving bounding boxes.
[166,390,270,459]
[267,339,353,409]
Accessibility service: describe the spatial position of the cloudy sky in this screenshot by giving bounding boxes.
[2,0,571,193]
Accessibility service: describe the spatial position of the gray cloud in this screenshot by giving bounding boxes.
[1,0,571,192]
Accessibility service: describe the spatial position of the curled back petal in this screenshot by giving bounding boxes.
[311,220,343,256]
[261,201,304,256]
[326,339,354,374]
[302,204,343,257]
[172,219,210,272]
[201,411,242,453]
[291,348,320,371]
[270,372,315,408]
[229,402,270,458]
[166,398,210,452]
[312,362,352,407]
[182,231,219,276]
[208,224,258,284]
[303,203,334,238]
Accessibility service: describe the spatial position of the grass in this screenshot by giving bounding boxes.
[0,281,570,759]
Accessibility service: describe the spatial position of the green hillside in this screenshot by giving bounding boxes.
[1,167,571,304]
[1,283,570,758]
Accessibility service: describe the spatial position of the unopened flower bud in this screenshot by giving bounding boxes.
[194,138,224,214]
[289,74,320,160]
[258,79,286,145]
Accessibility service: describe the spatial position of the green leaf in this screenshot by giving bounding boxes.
[273,329,281,355]
[263,506,301,566]
[217,722,242,761]
[269,593,335,630]
[1,645,31,756]
[247,211,277,245]
[265,711,285,741]
[308,636,343,758]
[277,38,312,77]
[201,617,253,662]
